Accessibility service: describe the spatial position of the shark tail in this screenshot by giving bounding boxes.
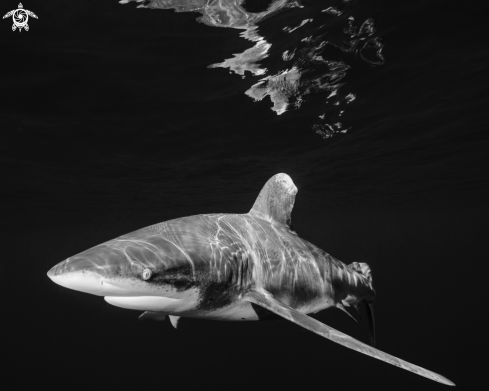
[348,261,376,347]
[348,261,373,285]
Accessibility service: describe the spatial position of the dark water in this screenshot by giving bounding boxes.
[1,1,488,389]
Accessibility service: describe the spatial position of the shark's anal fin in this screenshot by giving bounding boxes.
[250,173,297,227]
[138,311,167,321]
[336,303,358,324]
[243,288,454,387]
[169,315,181,329]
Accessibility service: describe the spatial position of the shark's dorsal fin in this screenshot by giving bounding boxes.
[249,173,297,227]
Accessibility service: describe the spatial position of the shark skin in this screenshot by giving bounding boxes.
[47,173,454,386]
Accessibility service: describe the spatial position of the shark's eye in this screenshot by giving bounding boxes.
[142,268,152,280]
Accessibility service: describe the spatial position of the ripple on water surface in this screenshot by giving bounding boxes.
[120,0,385,138]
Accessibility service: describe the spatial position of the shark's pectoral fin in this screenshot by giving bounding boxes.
[169,315,181,329]
[138,311,167,322]
[243,288,454,387]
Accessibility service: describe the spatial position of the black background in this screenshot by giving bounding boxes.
[1,0,488,389]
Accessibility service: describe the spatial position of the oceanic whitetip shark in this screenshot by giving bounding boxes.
[47,173,454,386]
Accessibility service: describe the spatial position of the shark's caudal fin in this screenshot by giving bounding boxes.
[365,301,376,347]
[349,262,373,285]
[243,288,455,387]
[249,173,298,228]
[348,262,376,346]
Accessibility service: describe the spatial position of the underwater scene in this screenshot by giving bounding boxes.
[2,1,488,390]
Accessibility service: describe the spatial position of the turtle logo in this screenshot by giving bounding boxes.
[3,3,37,32]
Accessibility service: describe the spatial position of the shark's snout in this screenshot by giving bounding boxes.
[47,242,144,296]
[47,233,172,298]
[47,255,109,296]
[47,261,62,279]
[47,256,97,278]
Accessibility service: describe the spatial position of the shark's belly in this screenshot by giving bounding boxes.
[185,300,261,320]
[105,292,261,321]
[103,281,261,321]
[104,287,200,313]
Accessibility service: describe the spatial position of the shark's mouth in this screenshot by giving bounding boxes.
[48,270,108,296]
[104,294,199,313]
[48,268,152,297]
[48,266,202,313]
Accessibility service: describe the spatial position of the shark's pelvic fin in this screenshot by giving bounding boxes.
[336,303,358,324]
[249,173,297,227]
[138,311,167,322]
[169,315,181,329]
[243,288,454,387]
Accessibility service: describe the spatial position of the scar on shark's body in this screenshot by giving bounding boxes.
[47,173,454,386]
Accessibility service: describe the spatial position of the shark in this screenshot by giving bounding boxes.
[47,173,454,386]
